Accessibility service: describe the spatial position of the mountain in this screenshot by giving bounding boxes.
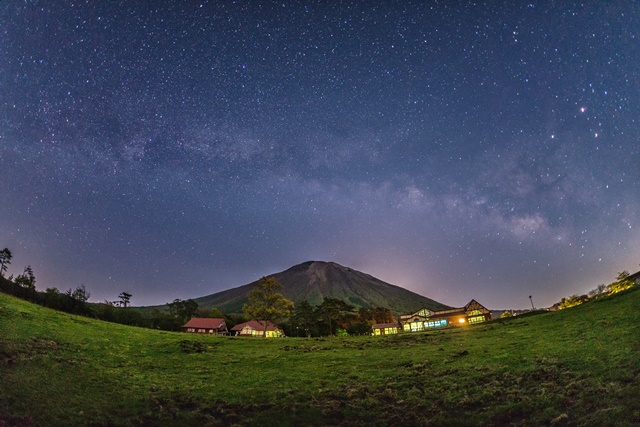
[193,261,450,314]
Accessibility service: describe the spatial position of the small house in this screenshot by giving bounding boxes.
[398,299,491,332]
[231,320,283,337]
[182,318,228,335]
[371,322,400,336]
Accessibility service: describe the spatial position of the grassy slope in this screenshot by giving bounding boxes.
[1,287,639,426]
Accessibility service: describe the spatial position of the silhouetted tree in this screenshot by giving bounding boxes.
[243,276,294,337]
[0,248,12,277]
[290,300,319,337]
[167,298,199,323]
[589,284,607,297]
[318,298,354,336]
[118,292,132,308]
[14,265,36,290]
[67,284,90,302]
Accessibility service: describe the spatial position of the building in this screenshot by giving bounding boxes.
[231,320,284,337]
[182,318,228,335]
[398,300,491,333]
[371,322,400,336]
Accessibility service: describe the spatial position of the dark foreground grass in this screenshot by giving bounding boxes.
[1,287,639,426]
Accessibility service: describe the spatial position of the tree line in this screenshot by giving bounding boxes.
[500,267,640,318]
[555,269,638,310]
[242,276,395,337]
[1,249,396,336]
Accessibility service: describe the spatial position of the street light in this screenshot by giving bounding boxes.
[529,295,535,310]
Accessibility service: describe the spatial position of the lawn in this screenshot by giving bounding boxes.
[1,287,639,426]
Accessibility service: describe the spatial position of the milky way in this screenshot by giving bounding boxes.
[1,1,639,308]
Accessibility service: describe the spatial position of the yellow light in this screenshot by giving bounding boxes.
[458,318,466,324]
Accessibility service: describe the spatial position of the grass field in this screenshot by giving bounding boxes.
[1,287,639,426]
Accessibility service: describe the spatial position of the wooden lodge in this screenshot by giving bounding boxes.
[398,299,491,332]
[371,299,492,335]
[182,317,228,335]
[231,320,284,337]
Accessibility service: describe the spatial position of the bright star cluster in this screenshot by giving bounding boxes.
[1,1,639,308]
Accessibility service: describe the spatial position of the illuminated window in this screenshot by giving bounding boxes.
[410,322,424,332]
[468,309,483,316]
[468,316,485,324]
[384,327,398,334]
[458,318,466,324]
[403,323,411,332]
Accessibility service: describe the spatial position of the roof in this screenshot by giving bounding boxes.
[398,307,435,320]
[231,320,278,331]
[629,270,640,281]
[399,299,490,321]
[182,318,226,329]
[371,322,399,329]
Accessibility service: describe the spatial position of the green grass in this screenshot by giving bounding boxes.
[1,287,639,426]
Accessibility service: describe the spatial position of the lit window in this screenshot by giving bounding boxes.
[468,316,485,324]
[458,318,466,324]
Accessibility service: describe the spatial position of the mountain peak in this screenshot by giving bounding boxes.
[194,261,450,314]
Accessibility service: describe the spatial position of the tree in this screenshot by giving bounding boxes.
[118,292,132,308]
[607,271,635,294]
[167,298,199,323]
[209,307,224,318]
[243,276,294,337]
[589,284,607,298]
[14,265,36,290]
[318,298,354,336]
[558,294,586,309]
[500,311,512,318]
[67,284,91,302]
[0,248,12,277]
[290,300,319,337]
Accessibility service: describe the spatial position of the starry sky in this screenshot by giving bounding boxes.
[1,1,639,309]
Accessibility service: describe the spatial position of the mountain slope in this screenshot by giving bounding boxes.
[193,260,450,314]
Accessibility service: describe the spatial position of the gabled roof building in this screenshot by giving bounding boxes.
[231,320,284,337]
[182,318,228,335]
[397,299,491,333]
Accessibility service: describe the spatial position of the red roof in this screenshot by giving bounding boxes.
[182,318,226,329]
[371,322,399,329]
[231,320,278,331]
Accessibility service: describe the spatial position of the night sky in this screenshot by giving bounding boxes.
[2,1,639,309]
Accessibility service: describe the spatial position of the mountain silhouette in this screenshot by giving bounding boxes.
[194,261,450,314]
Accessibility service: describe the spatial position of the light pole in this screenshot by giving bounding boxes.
[529,295,535,311]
